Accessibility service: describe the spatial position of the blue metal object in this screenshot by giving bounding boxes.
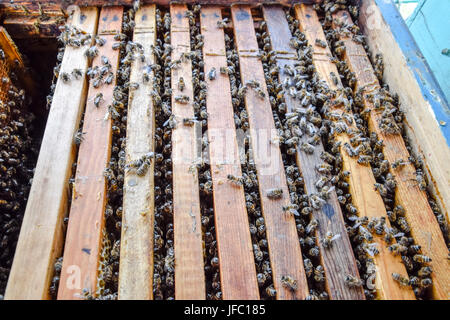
[374,0,450,145]
[407,0,450,105]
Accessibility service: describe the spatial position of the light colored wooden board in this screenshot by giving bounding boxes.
[170,3,206,300]
[118,4,156,300]
[334,10,450,300]
[294,4,415,300]
[359,0,450,230]
[231,5,309,300]
[57,6,123,300]
[261,5,364,300]
[4,7,99,300]
[200,7,260,300]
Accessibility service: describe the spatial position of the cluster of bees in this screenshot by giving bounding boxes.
[313,0,448,298]
[33,0,450,301]
[0,58,37,298]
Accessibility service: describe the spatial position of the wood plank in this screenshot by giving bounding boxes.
[359,0,450,230]
[3,15,64,39]
[170,3,206,300]
[231,5,309,300]
[57,6,123,300]
[260,5,364,300]
[293,4,415,300]
[333,10,450,300]
[0,0,322,14]
[200,7,260,300]
[118,4,156,300]
[4,7,99,300]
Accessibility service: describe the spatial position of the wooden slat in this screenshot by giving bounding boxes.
[293,4,415,300]
[231,5,308,300]
[333,10,450,300]
[170,4,206,300]
[118,4,156,300]
[200,7,260,300]
[359,0,450,228]
[3,15,64,39]
[261,5,364,300]
[4,7,98,300]
[0,0,322,14]
[57,6,123,300]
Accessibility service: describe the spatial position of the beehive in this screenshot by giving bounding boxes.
[0,0,449,300]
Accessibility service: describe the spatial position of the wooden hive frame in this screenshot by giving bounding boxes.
[2,0,449,300]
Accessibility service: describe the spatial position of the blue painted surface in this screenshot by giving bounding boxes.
[375,0,450,145]
[407,0,450,106]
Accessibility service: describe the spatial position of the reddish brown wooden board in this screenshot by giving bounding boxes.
[293,4,415,300]
[231,5,309,300]
[201,6,260,300]
[57,6,123,300]
[170,3,206,300]
[261,5,365,300]
[333,10,450,300]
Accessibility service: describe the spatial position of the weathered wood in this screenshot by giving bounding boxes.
[200,7,260,300]
[333,10,450,300]
[4,7,98,300]
[359,0,450,229]
[294,4,415,300]
[57,6,123,300]
[0,0,322,14]
[261,5,364,300]
[0,27,24,66]
[170,3,206,300]
[118,4,156,300]
[231,5,309,300]
[3,15,64,38]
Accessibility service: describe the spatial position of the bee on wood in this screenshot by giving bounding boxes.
[413,254,432,263]
[281,275,297,292]
[227,174,244,187]
[388,243,408,256]
[282,203,299,217]
[208,67,217,80]
[71,68,83,80]
[266,188,283,199]
[321,231,341,249]
[300,142,315,154]
[345,274,363,287]
[85,46,99,58]
[94,93,103,108]
[217,18,229,29]
[392,272,410,286]
[174,95,190,104]
[178,76,185,91]
[309,246,320,257]
[182,117,197,127]
[415,171,427,191]
[60,72,71,83]
[315,38,327,48]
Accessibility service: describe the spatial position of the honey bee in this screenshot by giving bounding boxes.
[281,275,297,292]
[314,265,325,282]
[303,258,313,277]
[73,130,85,145]
[344,274,363,287]
[321,231,341,249]
[401,255,414,272]
[178,76,185,91]
[413,254,432,263]
[282,203,299,217]
[174,95,190,104]
[266,188,283,199]
[306,218,318,234]
[208,67,217,80]
[94,93,103,108]
[392,272,410,286]
[265,284,277,297]
[420,278,432,288]
[388,243,408,255]
[417,266,432,277]
[227,174,244,187]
